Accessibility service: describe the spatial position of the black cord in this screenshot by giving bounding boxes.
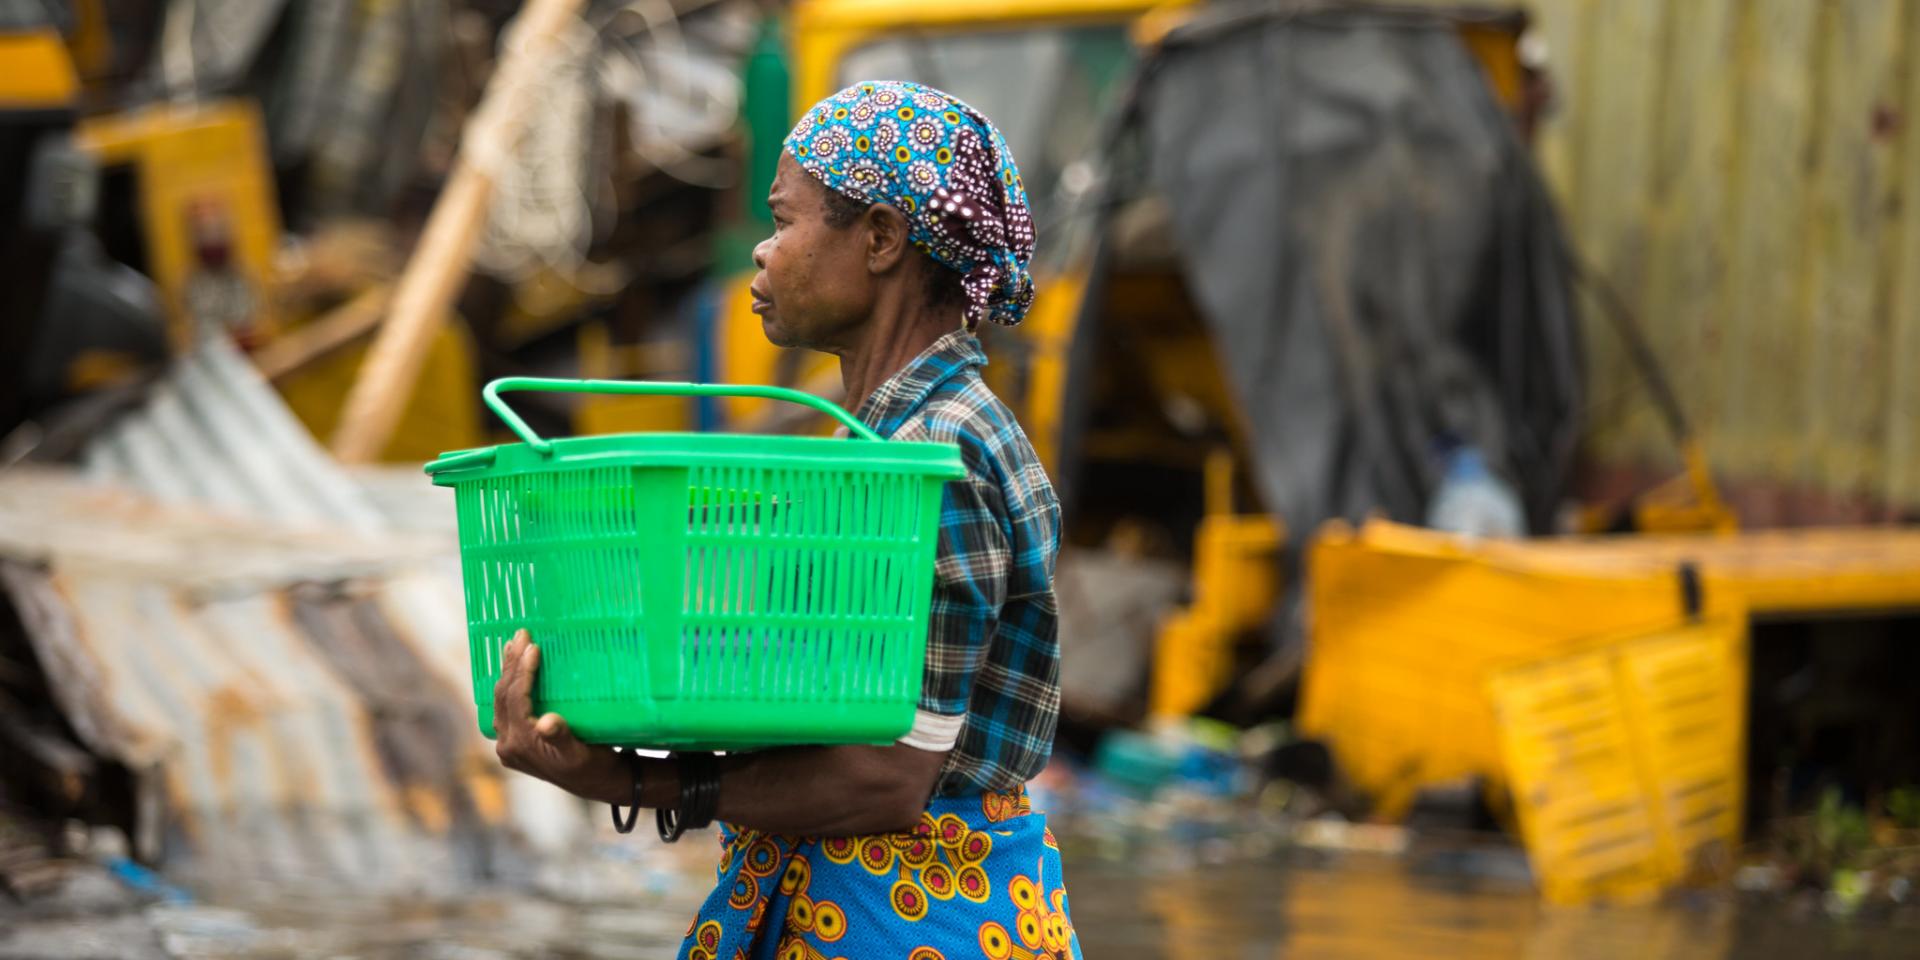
[656,753,721,843]
[609,749,642,834]
[683,753,720,831]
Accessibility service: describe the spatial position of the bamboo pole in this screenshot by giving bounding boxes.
[331,0,584,462]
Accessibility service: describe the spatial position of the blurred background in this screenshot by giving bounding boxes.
[2,0,1919,957]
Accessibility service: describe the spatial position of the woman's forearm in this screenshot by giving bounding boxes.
[637,744,947,837]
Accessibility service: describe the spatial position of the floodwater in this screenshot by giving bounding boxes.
[1067,849,1920,959]
[137,835,1920,960]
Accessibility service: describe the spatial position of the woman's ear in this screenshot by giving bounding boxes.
[863,203,912,274]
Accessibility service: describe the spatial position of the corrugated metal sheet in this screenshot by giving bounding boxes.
[0,336,583,892]
[0,472,507,893]
[81,335,387,533]
[1522,0,1920,513]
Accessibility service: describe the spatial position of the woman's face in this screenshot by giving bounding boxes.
[750,154,873,352]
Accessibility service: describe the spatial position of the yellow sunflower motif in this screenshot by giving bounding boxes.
[978,922,1014,960]
[981,793,1005,821]
[890,878,929,922]
[958,831,993,864]
[907,949,945,960]
[921,862,957,901]
[899,837,936,868]
[1017,909,1044,949]
[812,900,847,942]
[955,864,991,904]
[778,937,806,960]
[858,837,896,875]
[787,895,816,933]
[935,815,967,848]
[1043,912,1072,953]
[780,856,811,896]
[1009,875,1038,911]
[821,836,857,865]
[697,920,723,952]
[744,839,781,878]
[890,818,934,850]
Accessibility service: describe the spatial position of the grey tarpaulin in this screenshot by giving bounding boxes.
[1125,2,1582,539]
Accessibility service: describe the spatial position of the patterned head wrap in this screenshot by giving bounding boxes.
[784,80,1037,329]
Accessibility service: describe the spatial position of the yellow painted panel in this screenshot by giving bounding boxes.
[1296,521,1697,810]
[1475,524,1920,617]
[1490,643,1667,904]
[1006,271,1086,474]
[1489,616,1746,905]
[0,31,78,107]
[277,324,481,464]
[76,102,283,347]
[792,0,1182,109]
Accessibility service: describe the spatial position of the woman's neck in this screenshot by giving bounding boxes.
[837,293,958,416]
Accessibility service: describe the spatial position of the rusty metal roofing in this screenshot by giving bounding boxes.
[1527,0,1920,512]
[0,336,560,892]
[80,336,386,533]
[0,470,510,892]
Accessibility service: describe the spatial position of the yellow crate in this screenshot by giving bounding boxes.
[1297,521,1708,817]
[1488,617,1747,904]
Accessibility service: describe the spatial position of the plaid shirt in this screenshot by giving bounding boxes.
[855,329,1062,796]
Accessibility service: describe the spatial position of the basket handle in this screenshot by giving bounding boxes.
[483,377,882,452]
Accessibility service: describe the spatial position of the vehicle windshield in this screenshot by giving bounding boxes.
[835,24,1136,236]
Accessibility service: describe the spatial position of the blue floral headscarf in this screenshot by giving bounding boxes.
[784,80,1037,330]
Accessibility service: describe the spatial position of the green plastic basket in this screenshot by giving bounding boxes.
[425,377,965,750]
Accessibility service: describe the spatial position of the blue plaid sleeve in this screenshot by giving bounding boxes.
[856,330,1063,795]
[920,465,1011,716]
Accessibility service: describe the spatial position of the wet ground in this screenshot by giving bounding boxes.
[1067,849,1920,959]
[55,834,1914,960]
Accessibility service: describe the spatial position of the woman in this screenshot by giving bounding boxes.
[491,80,1075,959]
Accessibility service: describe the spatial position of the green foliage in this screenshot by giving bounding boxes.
[1886,785,1920,830]
[1812,788,1873,869]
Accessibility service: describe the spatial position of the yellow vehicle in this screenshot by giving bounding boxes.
[685,0,1539,722]
[695,0,1190,454]
[0,10,481,462]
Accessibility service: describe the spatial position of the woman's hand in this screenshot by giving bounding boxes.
[492,630,628,804]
